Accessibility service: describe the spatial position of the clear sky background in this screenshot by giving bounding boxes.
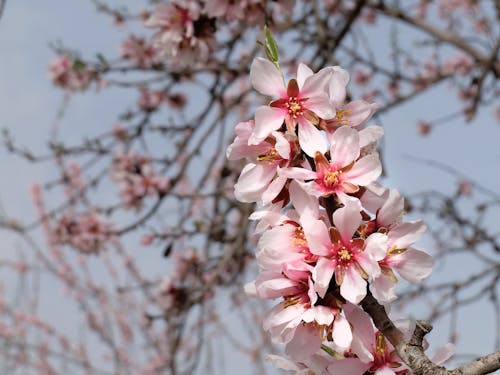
[0,1,499,374]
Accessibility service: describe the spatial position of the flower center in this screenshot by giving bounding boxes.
[292,227,308,248]
[323,170,341,187]
[285,97,304,119]
[335,109,351,125]
[257,147,280,163]
[338,247,352,261]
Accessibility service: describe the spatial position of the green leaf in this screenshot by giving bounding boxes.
[264,25,279,63]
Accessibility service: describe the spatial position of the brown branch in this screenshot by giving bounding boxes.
[361,292,500,375]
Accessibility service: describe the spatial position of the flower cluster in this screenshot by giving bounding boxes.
[120,35,160,69]
[48,54,95,92]
[50,211,114,255]
[144,0,215,69]
[111,151,170,209]
[228,54,438,373]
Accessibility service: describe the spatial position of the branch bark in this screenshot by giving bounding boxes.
[361,292,500,375]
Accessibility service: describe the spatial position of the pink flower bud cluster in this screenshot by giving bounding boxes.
[51,211,114,255]
[48,54,95,92]
[120,35,160,69]
[143,0,293,69]
[111,151,170,209]
[227,58,439,374]
[144,1,215,69]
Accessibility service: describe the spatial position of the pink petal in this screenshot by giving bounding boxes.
[391,248,433,283]
[298,117,327,157]
[359,125,384,148]
[249,106,285,145]
[266,355,303,372]
[330,126,360,168]
[250,57,286,97]
[329,70,349,107]
[289,180,319,219]
[312,257,335,298]
[344,303,375,362]
[332,201,362,243]
[365,232,388,262]
[356,251,381,279]
[255,272,300,299]
[389,221,426,249]
[370,274,397,304]
[297,180,329,198]
[302,214,332,256]
[297,63,313,89]
[375,366,396,375]
[305,93,336,119]
[344,100,376,127]
[332,314,353,349]
[285,323,322,361]
[301,68,332,97]
[263,303,304,332]
[342,154,382,186]
[262,175,287,205]
[360,182,388,213]
[279,166,317,180]
[234,163,275,202]
[327,358,371,375]
[273,131,291,159]
[377,189,404,228]
[431,343,455,365]
[340,267,367,304]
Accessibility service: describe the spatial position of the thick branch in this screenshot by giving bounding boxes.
[361,292,500,375]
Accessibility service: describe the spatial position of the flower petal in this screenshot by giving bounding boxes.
[330,126,360,168]
[250,57,286,97]
[262,175,287,205]
[370,274,397,304]
[342,154,382,186]
[249,106,285,145]
[234,163,275,202]
[391,248,433,283]
[298,117,327,157]
[377,189,404,228]
[305,93,336,119]
[312,257,335,298]
[332,314,353,349]
[340,267,366,304]
[297,63,313,90]
[332,201,362,243]
[389,221,426,249]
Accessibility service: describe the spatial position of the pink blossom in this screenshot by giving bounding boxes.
[248,58,336,156]
[138,89,165,111]
[280,126,381,201]
[302,200,387,303]
[51,211,114,255]
[49,54,94,92]
[120,35,159,68]
[228,121,295,204]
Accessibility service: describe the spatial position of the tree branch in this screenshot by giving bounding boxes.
[361,292,500,375]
